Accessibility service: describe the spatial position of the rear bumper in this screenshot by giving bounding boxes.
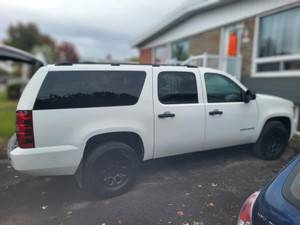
[8,137,81,176]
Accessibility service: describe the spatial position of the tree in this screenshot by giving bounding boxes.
[4,23,41,52]
[58,41,79,62]
[4,22,79,63]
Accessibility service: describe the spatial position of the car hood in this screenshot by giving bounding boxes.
[256,93,294,107]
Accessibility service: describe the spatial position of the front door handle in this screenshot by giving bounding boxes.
[158,112,175,118]
[209,110,223,116]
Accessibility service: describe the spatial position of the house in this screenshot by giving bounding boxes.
[131,0,300,133]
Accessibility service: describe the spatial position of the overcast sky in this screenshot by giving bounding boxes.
[0,0,186,61]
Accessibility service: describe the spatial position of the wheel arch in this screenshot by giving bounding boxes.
[83,132,145,162]
[261,116,291,139]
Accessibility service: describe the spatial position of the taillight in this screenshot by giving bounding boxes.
[16,110,35,148]
[238,191,260,225]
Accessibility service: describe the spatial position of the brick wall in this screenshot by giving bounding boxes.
[139,48,152,64]
[189,27,220,55]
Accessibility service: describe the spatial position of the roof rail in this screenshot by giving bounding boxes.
[54,62,199,68]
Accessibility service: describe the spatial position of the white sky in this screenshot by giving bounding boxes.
[0,0,186,61]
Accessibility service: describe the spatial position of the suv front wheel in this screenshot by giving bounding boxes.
[84,141,140,198]
[253,121,288,160]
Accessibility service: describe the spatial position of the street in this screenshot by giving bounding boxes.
[1,143,299,225]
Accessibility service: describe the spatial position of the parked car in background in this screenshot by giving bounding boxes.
[238,153,300,225]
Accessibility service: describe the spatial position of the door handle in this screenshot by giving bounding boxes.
[209,110,223,116]
[158,112,175,118]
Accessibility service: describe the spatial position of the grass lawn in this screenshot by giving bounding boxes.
[0,91,18,158]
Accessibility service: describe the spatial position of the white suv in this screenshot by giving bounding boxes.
[7,63,297,197]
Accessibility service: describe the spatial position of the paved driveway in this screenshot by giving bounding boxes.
[1,143,299,225]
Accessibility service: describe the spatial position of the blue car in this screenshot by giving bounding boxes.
[238,154,300,225]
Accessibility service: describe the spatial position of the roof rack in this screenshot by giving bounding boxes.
[54,62,198,68]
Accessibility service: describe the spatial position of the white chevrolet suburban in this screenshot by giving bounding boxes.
[7,63,297,197]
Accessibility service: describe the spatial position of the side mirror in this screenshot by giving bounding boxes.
[244,90,256,103]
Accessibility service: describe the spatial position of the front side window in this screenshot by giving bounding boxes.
[255,6,300,73]
[204,73,243,103]
[171,39,189,61]
[158,72,198,104]
[34,70,146,110]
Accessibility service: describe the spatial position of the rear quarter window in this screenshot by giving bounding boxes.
[34,70,146,110]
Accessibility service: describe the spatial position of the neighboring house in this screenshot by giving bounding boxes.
[131,0,300,133]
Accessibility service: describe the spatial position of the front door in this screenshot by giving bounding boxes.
[153,67,206,158]
[202,72,259,150]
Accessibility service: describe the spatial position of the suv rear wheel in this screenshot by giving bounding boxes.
[84,141,140,198]
[253,121,288,160]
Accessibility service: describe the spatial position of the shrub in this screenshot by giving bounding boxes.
[7,83,22,100]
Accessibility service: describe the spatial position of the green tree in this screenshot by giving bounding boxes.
[4,23,41,52]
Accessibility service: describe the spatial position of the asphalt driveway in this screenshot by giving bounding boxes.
[1,142,299,225]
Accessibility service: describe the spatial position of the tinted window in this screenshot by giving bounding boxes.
[158,72,198,104]
[34,71,146,110]
[204,73,243,103]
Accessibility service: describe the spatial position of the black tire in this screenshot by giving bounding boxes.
[253,121,288,160]
[84,141,140,198]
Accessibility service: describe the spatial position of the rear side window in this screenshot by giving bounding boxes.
[34,71,146,110]
[158,71,198,104]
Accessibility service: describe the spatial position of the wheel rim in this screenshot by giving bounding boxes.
[93,154,131,188]
[265,129,285,157]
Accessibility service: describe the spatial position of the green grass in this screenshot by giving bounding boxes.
[0,96,18,158]
[0,90,7,101]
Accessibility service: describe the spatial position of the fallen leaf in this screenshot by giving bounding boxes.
[168,204,173,206]
[168,222,172,224]
[42,205,48,210]
[208,203,215,207]
[14,175,19,178]
[211,183,217,187]
[193,222,202,225]
[207,194,212,197]
[181,204,185,207]
[183,223,189,225]
[7,166,12,169]
[197,184,202,188]
[41,192,47,195]
[186,193,190,196]
[232,215,236,218]
[105,201,111,205]
[177,211,184,216]
[118,220,122,224]
[66,210,72,215]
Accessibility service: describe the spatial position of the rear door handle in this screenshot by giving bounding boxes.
[158,112,175,118]
[209,110,223,116]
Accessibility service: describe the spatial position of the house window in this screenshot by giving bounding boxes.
[171,39,189,61]
[254,6,300,75]
[154,45,168,64]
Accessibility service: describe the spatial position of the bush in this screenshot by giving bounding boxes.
[7,83,22,100]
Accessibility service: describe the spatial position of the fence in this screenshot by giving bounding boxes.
[166,53,242,81]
